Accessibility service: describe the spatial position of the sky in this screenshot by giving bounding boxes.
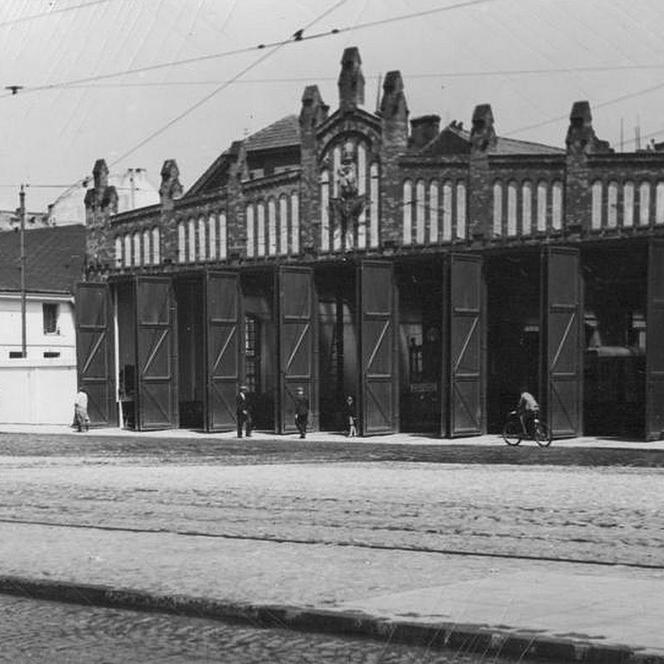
[1,0,664,211]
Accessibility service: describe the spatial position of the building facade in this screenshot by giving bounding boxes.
[78,47,664,440]
[0,225,85,424]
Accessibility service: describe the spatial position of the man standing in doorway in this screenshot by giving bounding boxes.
[294,386,309,439]
[236,385,253,438]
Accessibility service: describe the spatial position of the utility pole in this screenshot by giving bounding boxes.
[18,184,27,358]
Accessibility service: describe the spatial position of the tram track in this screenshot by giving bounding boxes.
[2,515,663,571]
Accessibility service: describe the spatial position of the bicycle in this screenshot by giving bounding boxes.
[502,410,552,447]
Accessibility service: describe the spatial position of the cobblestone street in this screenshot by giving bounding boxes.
[0,594,528,664]
[0,431,662,662]
[0,434,662,566]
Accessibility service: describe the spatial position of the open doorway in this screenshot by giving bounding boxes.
[583,244,646,437]
[174,277,205,429]
[396,260,443,433]
[486,253,541,433]
[316,264,358,431]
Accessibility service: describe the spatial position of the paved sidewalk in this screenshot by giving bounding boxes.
[1,521,662,662]
[2,422,664,450]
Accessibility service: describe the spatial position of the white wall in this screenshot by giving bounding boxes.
[0,359,76,424]
[0,294,75,361]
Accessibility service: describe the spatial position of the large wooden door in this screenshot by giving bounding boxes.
[75,282,115,427]
[135,276,177,430]
[205,271,240,432]
[646,239,664,440]
[358,261,397,435]
[277,266,317,433]
[541,247,582,438]
[443,254,485,437]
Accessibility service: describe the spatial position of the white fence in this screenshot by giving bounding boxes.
[0,360,76,425]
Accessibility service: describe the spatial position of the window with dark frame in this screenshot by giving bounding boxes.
[244,315,260,393]
[43,303,59,335]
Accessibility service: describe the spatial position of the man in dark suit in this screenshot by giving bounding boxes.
[236,385,253,438]
[294,386,309,439]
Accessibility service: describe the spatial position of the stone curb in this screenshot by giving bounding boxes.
[0,575,660,663]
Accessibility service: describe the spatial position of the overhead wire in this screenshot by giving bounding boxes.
[2,0,502,100]
[504,79,664,138]
[0,0,113,30]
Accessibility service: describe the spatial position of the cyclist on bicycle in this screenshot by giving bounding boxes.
[517,388,540,437]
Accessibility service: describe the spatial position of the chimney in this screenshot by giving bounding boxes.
[410,115,441,148]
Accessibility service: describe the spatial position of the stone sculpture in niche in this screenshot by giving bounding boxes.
[330,142,366,250]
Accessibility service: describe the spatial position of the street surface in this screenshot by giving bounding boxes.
[0,594,525,664]
[0,433,661,567]
[0,431,662,662]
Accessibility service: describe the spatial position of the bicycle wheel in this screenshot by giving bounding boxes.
[502,419,522,446]
[534,419,552,447]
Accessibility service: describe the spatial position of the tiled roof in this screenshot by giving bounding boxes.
[0,224,86,294]
[244,114,300,152]
[421,123,563,156]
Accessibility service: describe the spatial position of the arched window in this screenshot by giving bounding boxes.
[219,213,227,259]
[456,181,466,239]
[208,214,217,260]
[656,182,664,225]
[177,221,186,263]
[268,198,277,256]
[198,216,206,261]
[591,181,603,230]
[357,143,367,250]
[246,205,255,258]
[320,169,330,252]
[639,181,651,226]
[551,180,563,230]
[507,180,518,236]
[133,233,141,266]
[402,179,413,245]
[442,180,453,242]
[291,192,300,254]
[607,181,618,228]
[152,227,160,264]
[114,236,122,268]
[415,179,426,244]
[521,181,532,235]
[256,202,266,257]
[123,234,131,267]
[142,229,151,265]
[369,162,379,248]
[279,195,289,255]
[537,181,547,232]
[187,218,196,262]
[492,181,503,236]
[429,180,438,243]
[623,182,634,227]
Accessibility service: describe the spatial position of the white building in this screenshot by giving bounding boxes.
[0,225,85,424]
[47,168,159,227]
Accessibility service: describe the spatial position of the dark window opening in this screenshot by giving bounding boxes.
[43,351,60,358]
[9,351,24,359]
[43,303,59,335]
[244,315,260,394]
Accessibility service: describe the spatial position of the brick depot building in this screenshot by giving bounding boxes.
[78,47,664,440]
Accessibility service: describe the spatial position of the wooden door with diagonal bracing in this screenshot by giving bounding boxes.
[646,239,664,441]
[135,277,177,430]
[444,254,485,437]
[358,261,397,435]
[542,247,582,438]
[75,282,115,426]
[205,271,240,432]
[278,266,317,433]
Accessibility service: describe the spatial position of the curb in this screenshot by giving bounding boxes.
[0,575,660,663]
